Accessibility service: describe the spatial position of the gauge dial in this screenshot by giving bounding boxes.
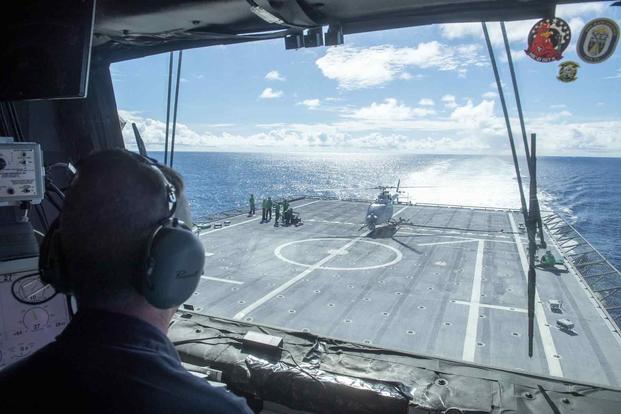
[11,273,57,305]
[23,308,49,331]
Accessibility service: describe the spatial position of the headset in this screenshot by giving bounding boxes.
[39,151,206,309]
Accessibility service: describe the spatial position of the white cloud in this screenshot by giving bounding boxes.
[550,104,567,109]
[315,42,486,89]
[450,99,496,129]
[265,70,286,81]
[605,68,621,79]
[259,88,283,99]
[556,2,609,18]
[441,95,458,109]
[203,123,235,128]
[439,3,608,45]
[439,20,536,46]
[419,98,435,106]
[299,99,321,108]
[118,108,621,156]
[482,91,497,99]
[346,98,435,121]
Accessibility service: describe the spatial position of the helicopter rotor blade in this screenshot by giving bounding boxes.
[314,185,437,192]
[314,186,386,191]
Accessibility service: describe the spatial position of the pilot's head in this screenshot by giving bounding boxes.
[58,149,191,308]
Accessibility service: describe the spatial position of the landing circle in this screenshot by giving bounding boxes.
[274,237,403,271]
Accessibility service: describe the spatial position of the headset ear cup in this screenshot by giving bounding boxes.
[39,218,71,294]
[141,222,205,309]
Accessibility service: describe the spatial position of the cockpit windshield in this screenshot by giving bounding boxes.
[111,2,621,388]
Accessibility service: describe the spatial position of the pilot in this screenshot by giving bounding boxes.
[0,150,252,414]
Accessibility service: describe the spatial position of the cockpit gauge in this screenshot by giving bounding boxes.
[23,308,50,331]
[11,273,57,305]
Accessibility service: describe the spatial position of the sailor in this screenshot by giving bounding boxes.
[282,199,289,214]
[248,194,255,216]
[274,202,281,226]
[266,197,273,221]
[541,250,557,266]
[261,197,268,222]
[0,149,252,414]
[284,206,293,226]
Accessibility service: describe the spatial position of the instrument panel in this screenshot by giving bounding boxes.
[0,139,44,206]
[0,257,70,370]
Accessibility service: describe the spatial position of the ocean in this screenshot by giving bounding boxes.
[152,152,621,270]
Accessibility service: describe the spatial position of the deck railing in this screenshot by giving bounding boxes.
[543,213,621,333]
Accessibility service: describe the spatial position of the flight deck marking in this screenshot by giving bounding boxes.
[307,219,357,226]
[463,240,485,362]
[508,213,564,378]
[201,276,244,285]
[199,200,320,236]
[233,230,374,320]
[453,300,527,313]
[418,239,478,247]
[397,231,513,242]
[397,232,514,245]
[274,238,403,271]
[233,205,410,320]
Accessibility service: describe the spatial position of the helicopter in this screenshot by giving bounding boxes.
[316,180,432,231]
[362,180,435,231]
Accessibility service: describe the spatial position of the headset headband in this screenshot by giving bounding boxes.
[127,153,177,217]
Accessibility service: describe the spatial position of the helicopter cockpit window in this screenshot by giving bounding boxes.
[112,2,621,388]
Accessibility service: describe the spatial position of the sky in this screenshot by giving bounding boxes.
[112,2,621,156]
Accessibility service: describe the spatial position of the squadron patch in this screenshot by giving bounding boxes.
[525,18,571,63]
[577,18,619,63]
[557,61,580,83]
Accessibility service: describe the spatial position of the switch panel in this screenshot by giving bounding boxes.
[0,139,44,206]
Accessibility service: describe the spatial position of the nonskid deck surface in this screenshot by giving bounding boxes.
[187,199,621,387]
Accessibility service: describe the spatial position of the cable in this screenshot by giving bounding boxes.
[44,191,63,212]
[45,179,66,200]
[164,52,173,166]
[34,204,50,232]
[172,335,243,346]
[169,50,183,167]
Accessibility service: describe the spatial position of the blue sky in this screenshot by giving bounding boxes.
[113,2,621,156]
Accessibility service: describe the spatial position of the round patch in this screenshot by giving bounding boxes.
[557,61,580,83]
[577,18,619,63]
[524,18,571,63]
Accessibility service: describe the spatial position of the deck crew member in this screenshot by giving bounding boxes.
[249,194,255,216]
[282,199,289,214]
[284,206,293,226]
[266,197,273,221]
[274,202,281,226]
[261,197,268,222]
[0,150,252,414]
[541,250,557,267]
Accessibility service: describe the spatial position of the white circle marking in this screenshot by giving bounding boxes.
[274,238,403,271]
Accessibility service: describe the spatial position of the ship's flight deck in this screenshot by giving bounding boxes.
[185,199,621,387]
